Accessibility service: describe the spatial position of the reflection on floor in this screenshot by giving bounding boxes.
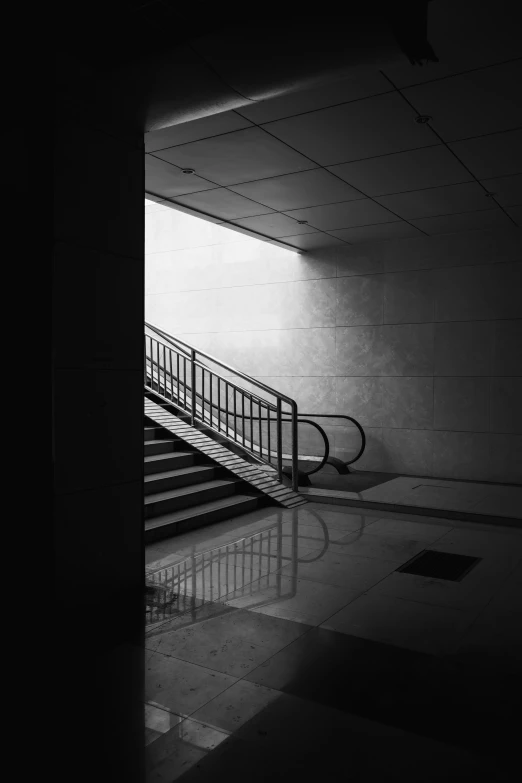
[302,473,522,521]
[143,502,522,782]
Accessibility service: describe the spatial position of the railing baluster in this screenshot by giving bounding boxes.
[163,344,167,398]
[267,405,271,464]
[225,382,229,436]
[277,398,283,483]
[233,388,237,442]
[190,350,196,425]
[202,367,205,424]
[209,371,213,427]
[156,340,160,393]
[258,401,262,459]
[176,353,180,403]
[242,539,245,596]
[291,401,298,493]
[217,378,221,432]
[250,536,254,594]
[250,394,254,451]
[242,394,245,446]
[183,357,186,408]
[226,545,229,596]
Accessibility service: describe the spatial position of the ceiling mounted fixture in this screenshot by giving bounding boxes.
[182,168,196,174]
[297,220,308,224]
[415,115,432,124]
[484,192,496,198]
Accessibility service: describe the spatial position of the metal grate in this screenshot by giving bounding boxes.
[396,549,482,582]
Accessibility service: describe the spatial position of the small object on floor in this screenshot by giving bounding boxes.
[396,550,482,582]
[145,582,178,604]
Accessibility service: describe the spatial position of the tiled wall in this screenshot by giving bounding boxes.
[146,204,522,483]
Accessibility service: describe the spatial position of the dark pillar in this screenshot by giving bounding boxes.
[52,50,145,782]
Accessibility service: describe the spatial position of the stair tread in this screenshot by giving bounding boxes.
[144,466,214,482]
[145,452,195,463]
[145,494,258,530]
[144,479,239,504]
[144,439,177,445]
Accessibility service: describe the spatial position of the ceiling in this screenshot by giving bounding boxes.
[145,2,522,252]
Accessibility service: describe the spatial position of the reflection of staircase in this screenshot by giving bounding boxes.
[144,423,262,543]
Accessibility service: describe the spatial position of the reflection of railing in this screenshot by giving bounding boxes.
[145,509,332,627]
[145,322,299,491]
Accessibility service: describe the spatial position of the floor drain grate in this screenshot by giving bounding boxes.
[396,549,482,582]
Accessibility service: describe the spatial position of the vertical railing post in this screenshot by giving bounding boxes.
[276,397,283,483]
[190,349,196,426]
[290,400,299,492]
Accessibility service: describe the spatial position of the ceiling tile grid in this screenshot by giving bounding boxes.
[374,182,497,221]
[261,92,436,166]
[401,59,522,142]
[173,188,275,221]
[145,51,522,250]
[150,127,314,185]
[145,112,254,152]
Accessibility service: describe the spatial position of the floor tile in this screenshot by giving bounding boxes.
[146,546,167,566]
[243,626,516,757]
[145,703,183,734]
[282,520,352,543]
[145,727,162,746]
[335,529,427,563]
[191,679,281,733]
[449,572,522,664]
[144,651,237,715]
[278,549,396,591]
[364,549,519,611]
[231,575,360,625]
[145,609,311,677]
[363,516,452,541]
[320,592,478,654]
[146,741,207,782]
[431,527,522,557]
[146,716,230,774]
[296,506,381,531]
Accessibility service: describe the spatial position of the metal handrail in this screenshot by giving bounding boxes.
[145,321,296,406]
[298,413,366,468]
[145,358,330,472]
[145,322,299,491]
[145,356,366,475]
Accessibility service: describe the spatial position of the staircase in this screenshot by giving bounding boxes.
[144,420,264,543]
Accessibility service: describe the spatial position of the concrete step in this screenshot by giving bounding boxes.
[144,465,217,494]
[144,439,178,456]
[145,494,260,543]
[144,452,196,474]
[144,479,240,519]
[144,426,171,441]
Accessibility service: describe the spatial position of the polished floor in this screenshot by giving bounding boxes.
[143,502,522,782]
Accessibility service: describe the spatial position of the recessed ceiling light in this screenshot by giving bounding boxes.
[297,220,308,224]
[415,115,432,124]
[182,168,195,174]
